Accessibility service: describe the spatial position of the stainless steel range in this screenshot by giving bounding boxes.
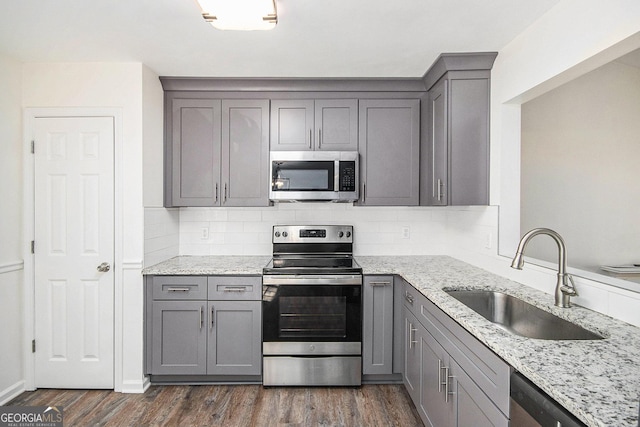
[262,225,363,386]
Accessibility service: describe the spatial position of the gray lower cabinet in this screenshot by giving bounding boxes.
[207,300,261,375]
[421,53,497,206]
[358,99,420,206]
[362,275,394,375]
[151,300,207,375]
[403,282,509,427]
[165,96,269,207]
[146,275,262,380]
[270,99,358,151]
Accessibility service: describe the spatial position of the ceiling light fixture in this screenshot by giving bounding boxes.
[196,0,277,31]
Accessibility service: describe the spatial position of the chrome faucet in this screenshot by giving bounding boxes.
[511,228,578,308]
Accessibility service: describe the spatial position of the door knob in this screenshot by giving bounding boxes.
[97,262,111,272]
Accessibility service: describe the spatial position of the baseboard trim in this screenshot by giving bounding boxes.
[0,380,26,405]
[120,377,150,394]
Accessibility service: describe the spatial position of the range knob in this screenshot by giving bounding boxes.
[346,231,352,238]
[282,231,288,238]
[275,231,281,238]
[338,231,344,238]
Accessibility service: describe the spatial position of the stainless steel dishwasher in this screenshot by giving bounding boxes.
[510,372,586,427]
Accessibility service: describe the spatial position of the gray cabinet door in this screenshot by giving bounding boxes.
[151,300,207,375]
[449,78,490,205]
[170,98,222,206]
[422,73,490,206]
[207,300,261,375]
[420,326,454,427]
[359,99,420,206]
[362,276,394,375]
[315,99,358,151]
[270,99,315,151]
[221,99,270,206]
[427,78,448,206]
[452,359,509,427]
[403,310,421,403]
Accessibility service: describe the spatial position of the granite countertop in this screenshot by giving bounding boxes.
[143,255,640,426]
[142,255,271,276]
[357,256,640,427]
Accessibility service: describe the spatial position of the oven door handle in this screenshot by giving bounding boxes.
[262,275,362,286]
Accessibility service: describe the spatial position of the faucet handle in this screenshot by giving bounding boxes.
[561,274,578,296]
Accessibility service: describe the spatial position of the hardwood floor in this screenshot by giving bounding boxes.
[8,384,423,426]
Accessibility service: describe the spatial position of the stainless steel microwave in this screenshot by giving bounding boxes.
[269,151,359,202]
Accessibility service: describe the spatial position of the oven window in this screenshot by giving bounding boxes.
[279,296,347,338]
[272,161,334,191]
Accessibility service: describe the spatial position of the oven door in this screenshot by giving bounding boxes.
[262,274,362,356]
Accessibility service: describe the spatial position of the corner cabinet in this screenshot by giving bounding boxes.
[165,96,270,207]
[402,282,510,427]
[145,275,262,382]
[270,99,358,151]
[421,53,497,206]
[358,99,420,206]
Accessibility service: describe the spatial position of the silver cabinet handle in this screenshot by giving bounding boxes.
[210,305,215,329]
[318,128,322,149]
[215,183,219,203]
[438,359,445,393]
[436,178,444,202]
[405,292,414,304]
[309,129,312,149]
[97,262,110,272]
[362,183,366,203]
[223,183,228,204]
[223,286,247,293]
[167,287,190,292]
[445,369,454,402]
[369,281,391,287]
[409,323,417,349]
[200,306,203,329]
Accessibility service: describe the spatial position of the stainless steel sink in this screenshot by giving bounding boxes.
[445,290,604,340]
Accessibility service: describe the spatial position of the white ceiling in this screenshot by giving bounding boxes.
[0,0,561,78]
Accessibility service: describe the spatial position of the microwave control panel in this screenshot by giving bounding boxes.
[339,161,356,192]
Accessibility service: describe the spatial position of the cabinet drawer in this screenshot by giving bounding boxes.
[402,280,420,317]
[208,276,261,300]
[152,276,208,300]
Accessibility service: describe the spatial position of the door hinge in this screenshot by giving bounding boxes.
[31,240,35,254]
[31,140,35,154]
[32,339,36,353]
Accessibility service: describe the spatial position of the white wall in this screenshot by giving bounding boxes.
[458,0,640,326]
[0,53,25,404]
[521,61,640,270]
[22,62,156,392]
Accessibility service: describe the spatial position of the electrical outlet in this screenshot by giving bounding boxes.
[201,227,209,240]
[402,226,410,239]
[484,232,492,249]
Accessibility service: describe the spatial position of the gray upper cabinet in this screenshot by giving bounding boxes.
[165,96,269,207]
[421,53,497,206]
[222,99,270,206]
[358,99,420,206]
[270,99,358,151]
[362,276,394,375]
[170,98,222,206]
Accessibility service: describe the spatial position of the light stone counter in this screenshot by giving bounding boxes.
[142,255,271,276]
[143,255,640,426]
[357,255,640,427]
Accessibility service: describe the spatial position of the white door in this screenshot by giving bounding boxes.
[33,116,114,388]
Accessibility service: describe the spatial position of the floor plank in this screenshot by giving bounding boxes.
[7,384,423,426]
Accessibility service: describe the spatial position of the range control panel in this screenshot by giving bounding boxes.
[273,225,353,244]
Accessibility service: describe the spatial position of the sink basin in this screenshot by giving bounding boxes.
[445,290,604,340]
